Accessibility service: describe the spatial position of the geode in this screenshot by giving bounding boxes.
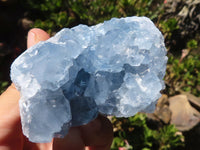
[10,16,168,142]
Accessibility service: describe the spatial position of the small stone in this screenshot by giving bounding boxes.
[169,95,200,131]
[154,94,171,124]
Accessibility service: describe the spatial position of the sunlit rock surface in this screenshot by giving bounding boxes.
[10,16,167,142]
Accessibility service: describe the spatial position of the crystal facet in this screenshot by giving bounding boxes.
[10,16,168,142]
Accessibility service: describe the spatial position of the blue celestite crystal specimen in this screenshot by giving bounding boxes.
[10,16,168,143]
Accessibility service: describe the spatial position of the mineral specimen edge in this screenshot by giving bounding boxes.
[10,16,168,142]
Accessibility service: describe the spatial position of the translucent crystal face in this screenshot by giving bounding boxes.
[10,16,167,142]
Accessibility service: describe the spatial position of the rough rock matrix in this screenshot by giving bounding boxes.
[10,16,167,142]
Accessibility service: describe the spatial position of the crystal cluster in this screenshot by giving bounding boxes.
[10,16,167,143]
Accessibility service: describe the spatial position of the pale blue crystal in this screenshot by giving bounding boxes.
[10,16,167,143]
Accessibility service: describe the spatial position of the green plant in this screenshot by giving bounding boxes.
[165,54,200,96]
[155,125,184,150]
[186,39,198,50]
[111,113,184,150]
[159,18,179,39]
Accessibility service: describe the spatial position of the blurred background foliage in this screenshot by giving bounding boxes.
[0,0,200,149]
[21,0,164,33]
